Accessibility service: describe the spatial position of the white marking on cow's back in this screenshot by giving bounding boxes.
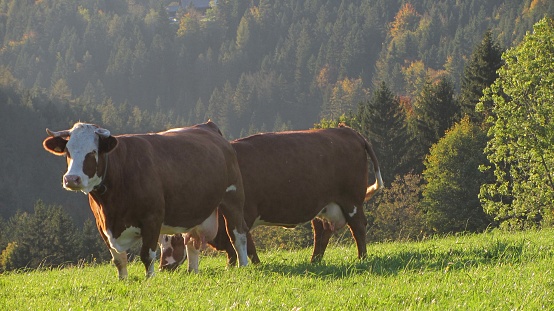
[226,185,237,192]
[104,227,141,253]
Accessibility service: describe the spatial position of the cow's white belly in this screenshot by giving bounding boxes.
[161,209,219,247]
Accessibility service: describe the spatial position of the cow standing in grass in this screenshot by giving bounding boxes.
[43,121,248,279]
[160,125,383,270]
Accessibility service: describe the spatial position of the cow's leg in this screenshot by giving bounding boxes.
[140,232,160,278]
[343,204,368,259]
[220,237,238,266]
[186,241,200,273]
[311,218,333,263]
[109,248,129,280]
[219,187,248,267]
[246,232,261,264]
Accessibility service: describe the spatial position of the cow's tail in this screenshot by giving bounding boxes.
[362,138,384,201]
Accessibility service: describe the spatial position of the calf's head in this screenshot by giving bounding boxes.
[43,123,118,194]
[159,234,186,271]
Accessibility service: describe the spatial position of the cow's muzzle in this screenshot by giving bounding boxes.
[63,175,82,190]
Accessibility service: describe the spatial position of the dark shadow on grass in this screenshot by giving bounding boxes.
[255,240,526,279]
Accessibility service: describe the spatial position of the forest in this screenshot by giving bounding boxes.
[0,0,553,271]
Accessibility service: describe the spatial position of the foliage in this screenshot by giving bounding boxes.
[0,0,552,268]
[0,0,549,139]
[458,30,504,124]
[367,173,426,241]
[1,229,554,309]
[0,201,108,272]
[421,117,493,233]
[408,77,459,174]
[353,82,410,185]
[479,17,554,229]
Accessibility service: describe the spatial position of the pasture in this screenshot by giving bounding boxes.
[1,229,553,310]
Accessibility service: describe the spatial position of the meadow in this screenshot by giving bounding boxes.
[1,229,553,310]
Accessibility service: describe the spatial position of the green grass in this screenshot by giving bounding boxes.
[1,229,554,310]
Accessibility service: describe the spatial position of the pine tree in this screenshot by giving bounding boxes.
[408,77,458,173]
[354,82,409,186]
[458,30,504,123]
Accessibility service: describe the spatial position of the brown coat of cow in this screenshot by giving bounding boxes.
[160,125,383,269]
[43,121,248,279]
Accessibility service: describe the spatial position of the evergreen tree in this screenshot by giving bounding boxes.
[354,82,409,186]
[458,30,504,123]
[78,218,110,263]
[408,77,458,173]
[1,201,80,270]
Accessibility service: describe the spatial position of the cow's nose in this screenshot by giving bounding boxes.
[64,175,82,188]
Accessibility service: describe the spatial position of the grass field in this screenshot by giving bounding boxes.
[1,229,553,310]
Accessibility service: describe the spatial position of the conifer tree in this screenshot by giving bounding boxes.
[458,30,504,123]
[408,77,458,172]
[355,82,409,186]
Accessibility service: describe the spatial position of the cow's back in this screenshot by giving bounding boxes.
[103,123,240,230]
[233,126,369,226]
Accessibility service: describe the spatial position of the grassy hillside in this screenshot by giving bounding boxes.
[1,229,553,310]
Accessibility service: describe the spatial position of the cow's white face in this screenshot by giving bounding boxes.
[43,122,117,194]
[64,124,103,193]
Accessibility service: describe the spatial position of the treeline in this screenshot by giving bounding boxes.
[0,0,552,271]
[0,0,551,136]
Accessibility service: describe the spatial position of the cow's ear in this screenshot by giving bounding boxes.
[99,136,118,154]
[43,137,67,156]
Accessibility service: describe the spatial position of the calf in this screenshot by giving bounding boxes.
[43,121,248,279]
[160,125,383,270]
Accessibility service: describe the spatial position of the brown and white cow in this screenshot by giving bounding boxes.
[43,121,248,279]
[160,125,383,270]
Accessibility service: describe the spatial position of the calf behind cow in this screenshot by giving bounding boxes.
[43,121,248,279]
[160,125,383,270]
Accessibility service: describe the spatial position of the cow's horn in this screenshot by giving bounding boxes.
[46,128,70,138]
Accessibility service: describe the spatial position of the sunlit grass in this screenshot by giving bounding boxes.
[1,229,553,310]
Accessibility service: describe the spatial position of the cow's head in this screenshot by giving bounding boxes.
[43,123,118,194]
[159,234,186,271]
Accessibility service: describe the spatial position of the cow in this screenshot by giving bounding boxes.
[160,124,383,270]
[42,121,249,279]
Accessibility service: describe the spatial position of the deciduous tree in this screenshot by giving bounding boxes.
[479,18,554,229]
